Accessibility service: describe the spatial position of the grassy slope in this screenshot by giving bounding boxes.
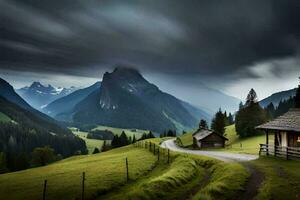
[222,125,274,154]
[251,157,300,200]
[0,146,156,200]
[0,111,11,123]
[0,138,250,200]
[71,129,104,154]
[93,125,147,139]
[70,125,148,154]
[178,132,194,147]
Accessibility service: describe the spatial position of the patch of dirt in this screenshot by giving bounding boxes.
[233,163,264,200]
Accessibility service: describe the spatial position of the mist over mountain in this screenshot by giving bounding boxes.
[17,82,77,110]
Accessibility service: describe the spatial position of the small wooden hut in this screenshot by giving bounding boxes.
[256,108,300,159]
[193,129,228,148]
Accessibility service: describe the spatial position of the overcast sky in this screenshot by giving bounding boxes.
[0,0,299,101]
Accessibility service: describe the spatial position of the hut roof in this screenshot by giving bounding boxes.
[256,108,300,132]
[193,129,228,141]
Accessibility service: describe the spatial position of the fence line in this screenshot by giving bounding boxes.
[40,140,172,200]
[259,144,300,160]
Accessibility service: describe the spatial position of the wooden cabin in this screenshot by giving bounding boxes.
[256,108,300,159]
[193,129,228,149]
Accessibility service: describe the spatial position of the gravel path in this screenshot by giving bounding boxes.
[160,139,259,163]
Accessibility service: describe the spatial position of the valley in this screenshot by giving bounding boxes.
[1,2,299,199]
[0,67,299,200]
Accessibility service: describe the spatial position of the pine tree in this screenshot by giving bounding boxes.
[92,148,100,154]
[239,102,244,110]
[265,102,275,119]
[132,134,136,143]
[228,112,234,125]
[199,119,208,129]
[111,135,120,147]
[211,109,226,135]
[148,131,155,138]
[119,131,128,146]
[246,88,258,106]
[235,89,267,137]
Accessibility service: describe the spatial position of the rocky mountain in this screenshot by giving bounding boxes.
[43,82,101,118]
[259,88,296,108]
[58,67,211,133]
[17,82,77,110]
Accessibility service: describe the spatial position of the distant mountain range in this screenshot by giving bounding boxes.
[0,78,76,135]
[43,82,101,118]
[16,82,77,110]
[50,67,211,133]
[259,88,296,108]
[0,78,87,169]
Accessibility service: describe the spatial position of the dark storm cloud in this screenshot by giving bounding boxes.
[0,0,299,78]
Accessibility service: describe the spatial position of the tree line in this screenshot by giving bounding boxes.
[0,122,87,173]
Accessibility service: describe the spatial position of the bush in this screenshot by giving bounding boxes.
[31,146,55,166]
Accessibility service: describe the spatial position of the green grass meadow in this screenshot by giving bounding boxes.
[71,129,105,154]
[92,125,148,139]
[0,146,157,200]
[0,138,251,200]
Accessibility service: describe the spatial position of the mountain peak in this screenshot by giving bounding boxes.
[102,67,145,84]
[31,81,43,88]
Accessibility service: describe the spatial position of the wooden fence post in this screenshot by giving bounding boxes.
[43,180,47,200]
[286,147,289,160]
[126,157,129,182]
[167,149,170,164]
[153,144,156,155]
[157,148,160,161]
[82,172,85,200]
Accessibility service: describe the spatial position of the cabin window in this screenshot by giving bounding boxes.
[297,136,300,143]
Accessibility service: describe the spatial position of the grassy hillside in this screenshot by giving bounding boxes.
[223,125,273,154]
[252,157,300,200]
[0,146,157,200]
[177,132,194,147]
[92,125,147,139]
[70,125,149,154]
[0,111,11,123]
[71,129,104,154]
[0,138,250,200]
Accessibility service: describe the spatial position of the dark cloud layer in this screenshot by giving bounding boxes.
[1,0,300,78]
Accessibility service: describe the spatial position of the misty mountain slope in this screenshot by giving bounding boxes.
[259,88,296,108]
[17,82,77,110]
[71,67,210,133]
[43,82,101,117]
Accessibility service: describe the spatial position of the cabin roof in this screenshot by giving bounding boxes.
[256,108,300,132]
[193,129,228,141]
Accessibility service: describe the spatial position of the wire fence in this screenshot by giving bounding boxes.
[40,140,171,200]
